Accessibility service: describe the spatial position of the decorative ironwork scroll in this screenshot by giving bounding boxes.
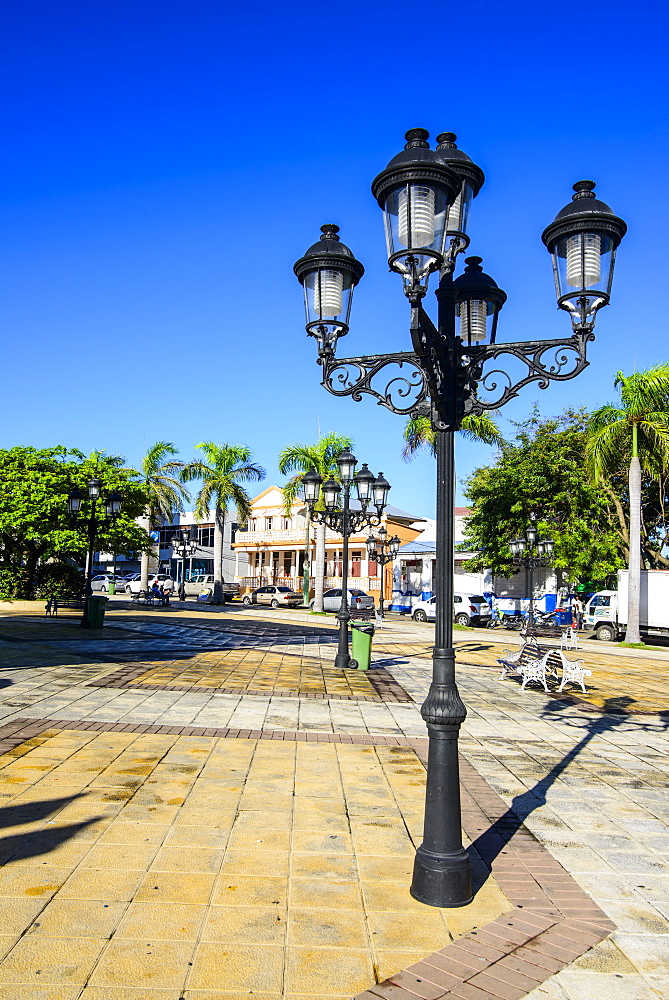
[320,351,429,416]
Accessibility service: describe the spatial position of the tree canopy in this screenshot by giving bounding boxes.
[0,446,151,597]
[462,408,624,586]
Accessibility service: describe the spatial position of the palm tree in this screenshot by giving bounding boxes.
[402,413,504,459]
[278,433,353,613]
[586,364,669,643]
[134,442,190,591]
[182,443,265,604]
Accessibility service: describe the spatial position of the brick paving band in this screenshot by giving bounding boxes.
[86,661,413,702]
[0,716,615,999]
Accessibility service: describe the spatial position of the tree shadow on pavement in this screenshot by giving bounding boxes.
[471,697,669,869]
[0,793,103,865]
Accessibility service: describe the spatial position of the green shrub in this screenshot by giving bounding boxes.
[0,566,31,599]
[35,562,85,599]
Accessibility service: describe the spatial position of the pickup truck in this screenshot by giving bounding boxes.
[183,574,240,601]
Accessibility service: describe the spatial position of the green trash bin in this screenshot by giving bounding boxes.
[87,595,107,628]
[351,621,374,670]
[108,581,116,595]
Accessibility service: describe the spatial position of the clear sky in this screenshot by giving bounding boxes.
[2,0,667,519]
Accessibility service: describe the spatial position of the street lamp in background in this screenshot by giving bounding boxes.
[294,128,626,907]
[366,526,400,619]
[68,479,122,627]
[510,516,554,631]
[302,452,390,668]
[172,526,199,601]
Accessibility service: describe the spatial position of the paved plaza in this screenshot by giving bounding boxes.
[0,602,667,999]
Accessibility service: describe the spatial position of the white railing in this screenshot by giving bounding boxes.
[238,575,381,593]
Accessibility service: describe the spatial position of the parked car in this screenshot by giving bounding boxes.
[310,588,375,613]
[182,575,240,600]
[90,574,124,593]
[242,586,303,608]
[411,594,492,626]
[125,573,175,594]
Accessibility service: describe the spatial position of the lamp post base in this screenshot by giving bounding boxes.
[410,844,473,908]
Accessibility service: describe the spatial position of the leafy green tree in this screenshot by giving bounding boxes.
[132,442,189,590]
[278,433,353,612]
[402,413,504,459]
[182,443,265,604]
[0,446,149,598]
[463,408,624,588]
[586,365,669,642]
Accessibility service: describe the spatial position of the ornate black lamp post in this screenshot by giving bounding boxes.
[510,517,554,631]
[366,527,400,619]
[68,479,122,627]
[294,128,626,907]
[302,452,390,669]
[172,526,199,601]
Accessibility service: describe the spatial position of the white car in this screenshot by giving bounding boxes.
[125,573,175,594]
[309,588,375,612]
[411,595,492,626]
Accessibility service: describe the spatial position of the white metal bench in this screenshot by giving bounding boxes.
[556,651,592,693]
[560,627,580,650]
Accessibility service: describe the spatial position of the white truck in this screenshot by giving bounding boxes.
[584,569,669,642]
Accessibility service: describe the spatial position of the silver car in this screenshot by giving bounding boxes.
[311,588,375,612]
[242,586,303,608]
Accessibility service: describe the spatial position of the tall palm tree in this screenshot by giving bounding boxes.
[134,442,190,590]
[402,413,504,459]
[182,443,265,604]
[278,433,353,613]
[586,364,669,643]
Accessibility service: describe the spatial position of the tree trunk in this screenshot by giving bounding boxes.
[313,521,326,612]
[139,510,153,591]
[212,507,225,604]
[625,454,642,643]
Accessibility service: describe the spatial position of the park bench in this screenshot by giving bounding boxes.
[131,591,160,607]
[45,596,86,617]
[498,639,590,693]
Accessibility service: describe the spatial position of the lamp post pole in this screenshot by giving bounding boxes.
[68,479,122,628]
[302,455,389,669]
[294,129,626,907]
[366,526,400,619]
[172,526,198,602]
[509,516,554,632]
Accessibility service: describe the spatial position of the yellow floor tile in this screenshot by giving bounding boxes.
[201,904,287,944]
[284,946,375,995]
[0,987,82,999]
[134,873,216,904]
[290,853,358,881]
[374,950,438,981]
[80,844,159,871]
[219,850,290,877]
[0,896,47,935]
[26,898,128,938]
[0,935,106,985]
[80,989,184,999]
[97,823,171,846]
[288,907,368,948]
[289,877,362,910]
[87,939,194,989]
[226,829,291,852]
[149,847,224,874]
[187,943,284,992]
[366,909,450,951]
[0,866,70,899]
[58,870,144,901]
[212,875,288,907]
[114,901,206,940]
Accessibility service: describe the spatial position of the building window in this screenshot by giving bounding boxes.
[368,558,378,576]
[351,551,362,578]
[198,525,214,547]
[266,517,273,531]
[282,517,291,530]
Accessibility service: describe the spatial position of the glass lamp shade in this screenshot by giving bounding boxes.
[322,478,341,510]
[301,467,323,505]
[453,257,507,346]
[542,181,626,330]
[336,449,357,483]
[435,133,485,245]
[87,478,102,499]
[372,472,390,510]
[371,129,460,288]
[378,525,387,544]
[294,225,364,356]
[526,524,538,546]
[188,525,199,543]
[509,538,525,557]
[354,463,375,503]
[67,488,84,516]
[105,491,122,517]
[366,535,377,558]
[389,535,401,558]
[542,539,554,557]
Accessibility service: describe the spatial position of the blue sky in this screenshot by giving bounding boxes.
[2,0,667,518]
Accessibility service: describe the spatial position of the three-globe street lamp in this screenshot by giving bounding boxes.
[366,526,401,619]
[67,478,122,628]
[510,517,554,632]
[294,128,626,908]
[172,526,199,601]
[301,451,390,669]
